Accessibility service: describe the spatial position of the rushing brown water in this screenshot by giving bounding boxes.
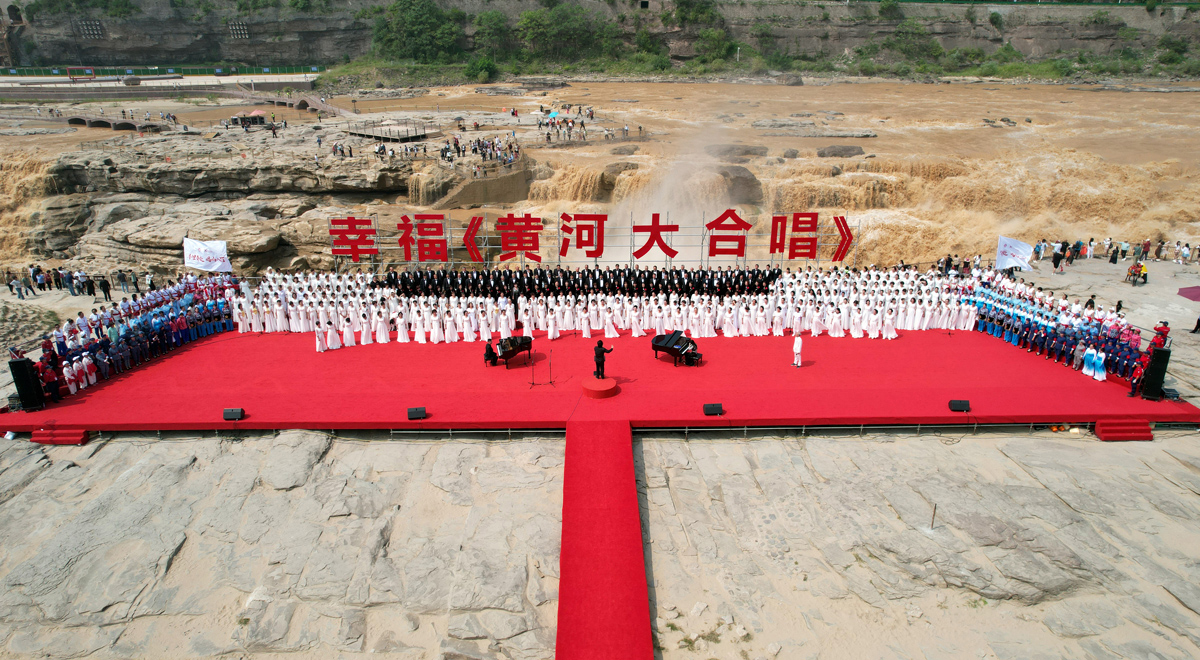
[0,155,54,261]
[503,81,1200,266]
[1,80,1198,267]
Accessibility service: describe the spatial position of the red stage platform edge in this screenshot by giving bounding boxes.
[4,329,1199,432]
[581,378,619,399]
[556,420,652,660]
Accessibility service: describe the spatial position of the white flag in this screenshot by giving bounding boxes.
[996,236,1033,271]
[183,237,233,272]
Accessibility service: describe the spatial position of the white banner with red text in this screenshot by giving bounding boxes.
[996,236,1033,272]
[184,237,233,272]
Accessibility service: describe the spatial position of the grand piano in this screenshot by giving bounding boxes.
[651,330,702,366]
[498,336,533,368]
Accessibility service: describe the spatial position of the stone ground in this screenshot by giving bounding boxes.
[637,430,1200,660]
[0,431,563,660]
[1,429,1199,659]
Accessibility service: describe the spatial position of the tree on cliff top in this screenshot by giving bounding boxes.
[367,0,465,63]
[516,4,622,60]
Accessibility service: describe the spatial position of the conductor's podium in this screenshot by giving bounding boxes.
[582,377,619,399]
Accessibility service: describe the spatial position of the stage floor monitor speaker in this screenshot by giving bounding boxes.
[949,400,971,413]
[408,407,427,420]
[9,358,45,412]
[1142,347,1171,400]
[223,408,244,421]
[703,403,724,416]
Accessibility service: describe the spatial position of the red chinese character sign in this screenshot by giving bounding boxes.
[770,212,818,260]
[559,213,607,258]
[329,216,378,262]
[705,209,753,258]
[632,213,678,259]
[496,213,543,263]
[831,215,853,262]
[328,211,854,264]
[397,214,449,263]
[464,215,485,262]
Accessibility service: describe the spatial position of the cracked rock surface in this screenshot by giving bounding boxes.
[638,432,1200,660]
[4,430,1200,658]
[0,432,562,659]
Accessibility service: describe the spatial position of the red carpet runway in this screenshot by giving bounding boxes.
[5,328,1198,432]
[557,421,652,660]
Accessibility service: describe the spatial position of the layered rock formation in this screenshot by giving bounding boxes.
[12,2,1199,69]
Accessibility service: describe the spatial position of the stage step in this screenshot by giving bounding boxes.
[30,429,90,445]
[1095,418,1153,442]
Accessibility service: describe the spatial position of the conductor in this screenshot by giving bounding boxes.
[593,340,612,379]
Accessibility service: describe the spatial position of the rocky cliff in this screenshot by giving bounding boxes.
[15,125,478,272]
[11,1,1200,68]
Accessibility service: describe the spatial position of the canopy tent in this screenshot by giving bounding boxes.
[1178,286,1200,302]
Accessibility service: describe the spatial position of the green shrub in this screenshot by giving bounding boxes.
[695,27,734,63]
[516,5,623,60]
[465,55,498,82]
[672,0,722,27]
[964,6,976,24]
[635,28,664,55]
[750,22,774,53]
[1083,11,1120,27]
[854,42,880,58]
[369,0,465,63]
[989,12,1003,31]
[1158,50,1183,65]
[1158,34,1189,56]
[878,0,902,20]
[1145,0,1158,12]
[990,42,1023,63]
[944,47,984,69]
[883,19,944,61]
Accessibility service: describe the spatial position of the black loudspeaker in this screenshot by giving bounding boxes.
[223,408,245,421]
[9,359,45,412]
[1142,347,1170,400]
[703,403,724,416]
[948,400,971,413]
[408,407,427,420]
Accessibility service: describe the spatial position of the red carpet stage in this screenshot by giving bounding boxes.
[557,421,652,660]
[5,329,1199,432]
[9,329,1199,660]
